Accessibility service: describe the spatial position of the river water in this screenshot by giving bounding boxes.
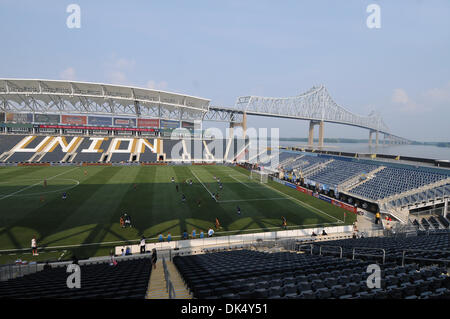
[278,142,450,161]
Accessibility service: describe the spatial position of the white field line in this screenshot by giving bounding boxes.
[189,167,217,202]
[228,174,253,189]
[229,175,267,188]
[218,197,289,203]
[225,167,344,224]
[0,167,79,201]
[262,183,344,224]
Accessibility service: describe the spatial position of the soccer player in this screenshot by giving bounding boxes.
[176,184,179,192]
[62,192,67,200]
[197,199,201,207]
[43,179,47,188]
[208,228,214,237]
[215,217,221,230]
[237,206,241,216]
[171,177,175,183]
[84,169,88,176]
[219,183,223,190]
[125,214,132,227]
[120,216,125,228]
[31,236,38,256]
[182,194,186,203]
[281,216,287,230]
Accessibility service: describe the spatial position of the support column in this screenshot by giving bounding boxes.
[318,120,324,149]
[228,122,234,140]
[375,131,379,147]
[242,112,247,139]
[308,121,315,147]
[444,198,448,216]
[368,130,373,147]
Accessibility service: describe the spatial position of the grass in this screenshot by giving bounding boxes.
[0,165,355,264]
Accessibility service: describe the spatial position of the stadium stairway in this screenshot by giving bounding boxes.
[146,260,192,299]
[356,210,384,234]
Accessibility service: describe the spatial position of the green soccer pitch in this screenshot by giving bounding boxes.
[0,165,355,264]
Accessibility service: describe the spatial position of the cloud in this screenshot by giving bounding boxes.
[114,58,135,71]
[104,56,136,85]
[146,80,168,90]
[391,88,409,104]
[391,88,421,113]
[59,67,76,81]
[107,71,128,85]
[424,82,450,103]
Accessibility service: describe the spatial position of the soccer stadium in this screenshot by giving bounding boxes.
[0,78,448,301]
[0,1,450,300]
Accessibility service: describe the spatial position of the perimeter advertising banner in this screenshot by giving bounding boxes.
[34,113,60,124]
[39,124,158,132]
[331,200,357,214]
[181,121,194,130]
[61,115,87,125]
[113,117,137,127]
[296,185,313,196]
[319,194,332,203]
[138,118,159,128]
[160,119,180,129]
[5,112,33,123]
[88,116,113,126]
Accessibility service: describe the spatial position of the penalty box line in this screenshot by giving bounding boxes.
[227,167,344,224]
[218,197,290,203]
[0,166,80,201]
[228,175,267,188]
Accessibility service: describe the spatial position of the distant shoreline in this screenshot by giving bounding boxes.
[278,138,450,148]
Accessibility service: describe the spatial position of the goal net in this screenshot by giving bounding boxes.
[250,170,269,183]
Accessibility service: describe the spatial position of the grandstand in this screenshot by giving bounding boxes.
[278,151,450,224]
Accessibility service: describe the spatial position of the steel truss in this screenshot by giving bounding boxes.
[223,85,391,134]
[0,79,209,122]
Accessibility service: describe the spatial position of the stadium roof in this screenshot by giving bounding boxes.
[0,79,210,120]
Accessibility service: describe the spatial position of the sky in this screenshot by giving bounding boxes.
[0,0,449,142]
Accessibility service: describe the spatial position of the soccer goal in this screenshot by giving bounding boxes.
[250,170,269,183]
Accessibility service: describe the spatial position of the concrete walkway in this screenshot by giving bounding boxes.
[146,260,192,299]
[357,210,384,234]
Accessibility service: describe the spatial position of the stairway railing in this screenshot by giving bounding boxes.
[351,247,386,264]
[162,257,176,299]
[401,248,450,267]
[319,245,343,258]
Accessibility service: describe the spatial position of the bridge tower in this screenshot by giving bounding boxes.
[369,130,380,147]
[229,112,247,139]
[308,120,324,148]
